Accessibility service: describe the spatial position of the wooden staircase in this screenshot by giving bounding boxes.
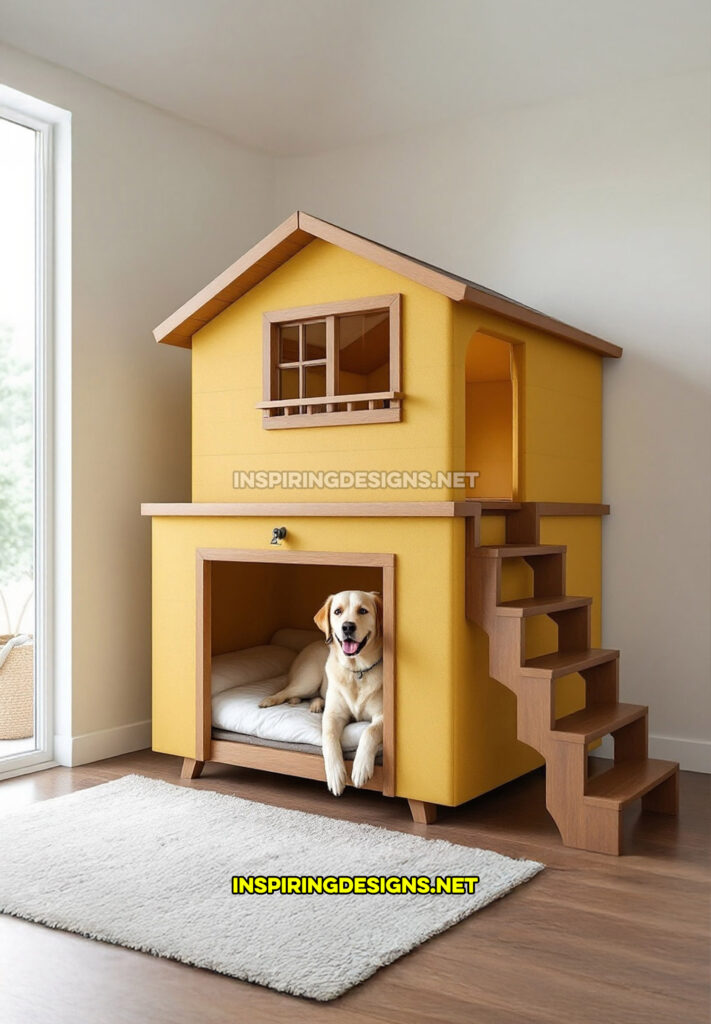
[466,509,679,855]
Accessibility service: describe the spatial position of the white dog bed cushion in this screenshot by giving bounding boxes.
[211,639,380,753]
[212,676,370,752]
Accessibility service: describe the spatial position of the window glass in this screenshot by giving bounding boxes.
[279,324,299,363]
[304,320,327,361]
[278,365,299,400]
[337,311,389,394]
[304,364,327,398]
[0,116,37,761]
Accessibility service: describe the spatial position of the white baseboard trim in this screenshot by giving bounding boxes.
[54,720,151,768]
[51,724,708,772]
[594,734,710,773]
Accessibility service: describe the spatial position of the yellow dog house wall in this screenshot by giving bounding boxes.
[143,212,677,847]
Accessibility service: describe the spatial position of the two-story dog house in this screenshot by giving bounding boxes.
[142,212,678,854]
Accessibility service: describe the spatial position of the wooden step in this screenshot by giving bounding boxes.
[583,759,679,809]
[497,595,591,617]
[522,648,619,678]
[475,544,566,559]
[553,702,646,744]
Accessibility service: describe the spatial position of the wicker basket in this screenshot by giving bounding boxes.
[0,635,34,740]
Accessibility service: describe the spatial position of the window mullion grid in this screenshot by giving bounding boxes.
[325,315,337,413]
[298,323,306,413]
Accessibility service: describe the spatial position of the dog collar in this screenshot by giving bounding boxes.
[350,655,383,681]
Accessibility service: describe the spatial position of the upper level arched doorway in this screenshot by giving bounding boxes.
[465,333,519,500]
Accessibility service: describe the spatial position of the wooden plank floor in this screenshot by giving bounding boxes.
[0,751,708,1024]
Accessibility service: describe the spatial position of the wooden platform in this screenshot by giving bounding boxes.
[140,499,611,519]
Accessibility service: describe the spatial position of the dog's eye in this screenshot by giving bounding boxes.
[358,607,369,615]
[333,608,342,616]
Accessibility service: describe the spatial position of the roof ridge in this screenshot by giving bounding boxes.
[153,211,622,358]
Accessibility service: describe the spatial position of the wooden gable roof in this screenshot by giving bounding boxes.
[154,211,622,357]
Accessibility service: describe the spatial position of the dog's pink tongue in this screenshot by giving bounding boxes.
[342,639,359,655]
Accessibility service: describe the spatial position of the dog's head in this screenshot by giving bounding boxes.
[314,590,383,662]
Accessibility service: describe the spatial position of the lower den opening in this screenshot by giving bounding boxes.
[208,560,385,765]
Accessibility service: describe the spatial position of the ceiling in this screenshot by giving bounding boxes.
[0,0,709,156]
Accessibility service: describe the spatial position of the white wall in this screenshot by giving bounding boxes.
[274,70,711,771]
[0,43,275,763]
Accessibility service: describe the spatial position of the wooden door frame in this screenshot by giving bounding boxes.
[196,548,396,796]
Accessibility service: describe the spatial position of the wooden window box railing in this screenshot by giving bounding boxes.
[257,390,403,428]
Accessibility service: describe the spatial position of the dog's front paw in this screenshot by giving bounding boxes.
[258,695,279,708]
[309,697,325,714]
[350,750,375,789]
[324,756,347,796]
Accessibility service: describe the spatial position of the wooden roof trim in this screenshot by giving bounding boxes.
[153,210,622,357]
[461,285,623,358]
[297,212,468,302]
[153,213,311,347]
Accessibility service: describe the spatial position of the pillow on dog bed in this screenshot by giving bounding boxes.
[211,645,296,696]
[269,628,322,652]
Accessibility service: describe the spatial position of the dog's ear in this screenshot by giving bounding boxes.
[370,591,383,638]
[314,595,334,643]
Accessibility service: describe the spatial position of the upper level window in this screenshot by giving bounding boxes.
[259,295,401,428]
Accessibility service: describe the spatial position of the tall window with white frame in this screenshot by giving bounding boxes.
[0,91,68,777]
[0,116,37,764]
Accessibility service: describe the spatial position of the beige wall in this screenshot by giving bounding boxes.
[0,42,275,762]
[273,70,711,771]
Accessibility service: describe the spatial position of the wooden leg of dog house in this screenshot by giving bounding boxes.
[408,799,438,824]
[181,758,205,780]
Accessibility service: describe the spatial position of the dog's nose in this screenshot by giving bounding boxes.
[342,621,356,636]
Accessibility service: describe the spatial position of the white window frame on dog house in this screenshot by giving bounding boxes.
[195,548,396,795]
[259,294,402,428]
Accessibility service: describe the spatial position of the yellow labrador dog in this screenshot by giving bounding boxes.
[258,591,383,796]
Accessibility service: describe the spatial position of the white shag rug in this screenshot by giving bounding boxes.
[0,775,543,1001]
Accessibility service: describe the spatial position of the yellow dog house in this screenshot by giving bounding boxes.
[143,212,678,853]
